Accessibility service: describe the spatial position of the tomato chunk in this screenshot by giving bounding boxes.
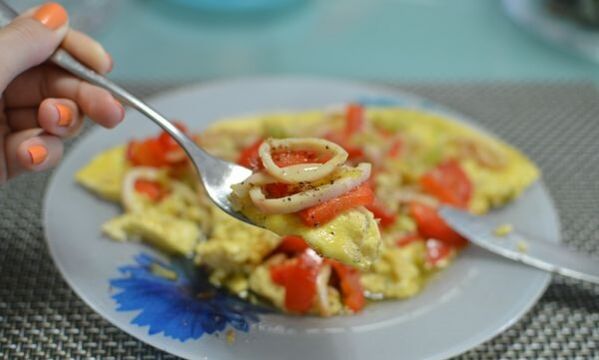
[420,160,472,209]
[271,149,328,167]
[409,202,468,248]
[127,139,168,167]
[387,138,403,158]
[237,139,264,171]
[263,183,294,198]
[344,145,365,160]
[298,183,374,227]
[270,250,322,313]
[328,260,366,312]
[237,140,330,171]
[345,103,365,136]
[134,180,166,202]
[158,121,188,150]
[127,121,191,168]
[274,235,310,255]
[365,200,396,228]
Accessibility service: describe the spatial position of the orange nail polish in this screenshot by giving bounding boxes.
[28,145,48,165]
[33,2,68,30]
[56,104,72,127]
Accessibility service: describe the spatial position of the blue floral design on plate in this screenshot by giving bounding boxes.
[110,253,268,342]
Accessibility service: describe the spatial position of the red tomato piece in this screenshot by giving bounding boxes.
[126,122,192,168]
[126,138,168,167]
[365,200,396,228]
[274,235,310,255]
[387,138,403,158]
[396,234,423,247]
[271,150,324,168]
[298,183,375,227]
[270,250,322,313]
[237,139,264,170]
[425,239,455,267]
[263,183,294,198]
[134,179,166,202]
[328,260,366,312]
[345,145,365,160]
[420,160,473,209]
[238,140,330,171]
[409,202,468,248]
[125,140,138,162]
[158,121,189,150]
[345,103,365,136]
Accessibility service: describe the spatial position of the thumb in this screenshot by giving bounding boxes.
[0,2,68,91]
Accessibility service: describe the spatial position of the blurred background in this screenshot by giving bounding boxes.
[7,0,599,82]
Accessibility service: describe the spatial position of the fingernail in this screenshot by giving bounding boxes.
[33,2,68,30]
[56,103,72,127]
[115,99,125,120]
[28,145,48,165]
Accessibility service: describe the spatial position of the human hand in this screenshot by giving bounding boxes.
[0,2,124,184]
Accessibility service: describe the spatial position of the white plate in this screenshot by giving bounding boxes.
[43,77,559,360]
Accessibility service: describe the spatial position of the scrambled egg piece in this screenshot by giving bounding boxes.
[517,240,529,253]
[195,205,280,274]
[103,210,199,255]
[282,207,380,270]
[463,154,538,214]
[494,223,514,237]
[248,264,285,309]
[238,204,381,270]
[156,182,211,229]
[75,147,204,255]
[361,242,427,299]
[75,146,128,202]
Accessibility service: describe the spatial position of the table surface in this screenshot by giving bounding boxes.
[94,0,599,83]
[1,81,598,359]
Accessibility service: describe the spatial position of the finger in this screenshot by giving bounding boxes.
[6,98,84,138]
[0,3,69,91]
[3,128,63,180]
[5,66,125,128]
[62,29,112,74]
[0,123,8,183]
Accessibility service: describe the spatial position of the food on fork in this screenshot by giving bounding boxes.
[229,137,381,269]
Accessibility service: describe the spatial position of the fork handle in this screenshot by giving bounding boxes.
[0,1,205,162]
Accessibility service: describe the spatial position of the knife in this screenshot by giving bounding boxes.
[439,207,599,284]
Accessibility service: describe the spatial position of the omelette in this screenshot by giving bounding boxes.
[76,105,539,316]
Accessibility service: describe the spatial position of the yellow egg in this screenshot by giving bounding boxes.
[75,146,129,202]
[102,209,199,256]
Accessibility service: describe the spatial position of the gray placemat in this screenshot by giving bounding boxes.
[1,82,598,360]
